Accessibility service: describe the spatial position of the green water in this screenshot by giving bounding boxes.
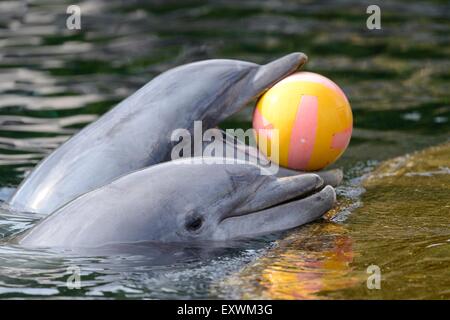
[0,0,449,299]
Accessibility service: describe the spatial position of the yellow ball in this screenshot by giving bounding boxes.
[253,71,352,171]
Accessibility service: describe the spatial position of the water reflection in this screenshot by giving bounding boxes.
[0,224,274,299]
[223,223,360,300]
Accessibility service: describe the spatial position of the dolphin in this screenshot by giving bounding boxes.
[204,129,344,185]
[8,53,308,215]
[17,159,336,248]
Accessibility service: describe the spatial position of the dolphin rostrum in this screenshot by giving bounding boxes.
[8,53,308,215]
[17,159,336,248]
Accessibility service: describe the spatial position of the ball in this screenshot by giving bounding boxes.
[253,71,352,171]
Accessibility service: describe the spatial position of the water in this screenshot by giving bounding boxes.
[0,0,449,299]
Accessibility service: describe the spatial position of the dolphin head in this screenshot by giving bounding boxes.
[217,52,308,122]
[160,160,335,243]
[158,52,308,126]
[18,159,336,248]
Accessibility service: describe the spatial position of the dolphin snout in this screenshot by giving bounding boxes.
[231,173,324,217]
[250,52,308,95]
[213,172,336,241]
[214,184,336,241]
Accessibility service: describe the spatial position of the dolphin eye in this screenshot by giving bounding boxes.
[185,215,203,232]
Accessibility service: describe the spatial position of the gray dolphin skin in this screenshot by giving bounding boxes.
[18,159,336,248]
[211,129,343,185]
[9,53,307,215]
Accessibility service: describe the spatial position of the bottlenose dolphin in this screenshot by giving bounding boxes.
[9,53,308,215]
[17,159,336,248]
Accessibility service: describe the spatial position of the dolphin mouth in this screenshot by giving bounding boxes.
[250,52,308,96]
[214,174,336,240]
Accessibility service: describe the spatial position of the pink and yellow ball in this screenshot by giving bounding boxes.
[253,71,352,171]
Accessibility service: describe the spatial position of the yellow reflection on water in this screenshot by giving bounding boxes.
[224,223,363,300]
